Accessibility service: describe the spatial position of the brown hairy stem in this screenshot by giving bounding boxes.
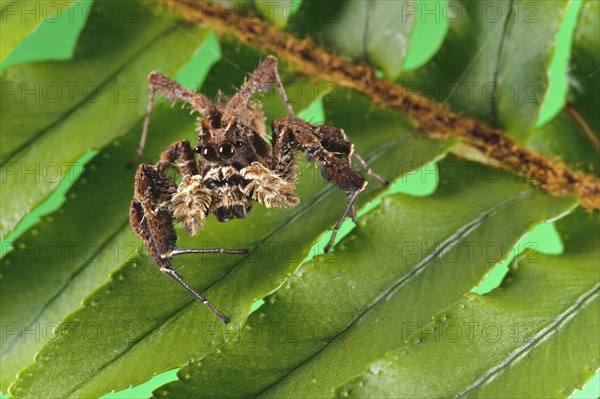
[163,0,600,211]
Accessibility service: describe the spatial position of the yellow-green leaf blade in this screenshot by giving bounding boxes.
[151,158,577,399]
[336,212,599,399]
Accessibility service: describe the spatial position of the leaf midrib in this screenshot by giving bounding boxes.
[256,188,534,397]
[62,133,415,398]
[0,21,178,168]
[453,282,600,398]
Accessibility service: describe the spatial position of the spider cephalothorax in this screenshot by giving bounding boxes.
[129,56,387,323]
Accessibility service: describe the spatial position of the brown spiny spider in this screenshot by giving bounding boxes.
[129,56,387,323]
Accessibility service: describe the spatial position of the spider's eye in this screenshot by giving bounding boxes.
[234,141,244,148]
[219,143,235,159]
[202,146,218,161]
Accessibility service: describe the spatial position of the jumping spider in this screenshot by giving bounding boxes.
[129,56,387,323]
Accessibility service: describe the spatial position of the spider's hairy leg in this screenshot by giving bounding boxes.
[223,55,294,122]
[239,120,300,209]
[308,123,389,221]
[129,164,231,323]
[131,72,220,163]
[272,117,369,253]
[271,120,299,181]
[131,164,177,260]
[241,161,300,209]
[311,124,389,186]
[168,248,249,256]
[160,268,230,324]
[153,140,206,235]
[155,140,198,176]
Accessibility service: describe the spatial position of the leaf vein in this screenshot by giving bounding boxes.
[0,22,178,167]
[257,188,534,397]
[453,282,600,398]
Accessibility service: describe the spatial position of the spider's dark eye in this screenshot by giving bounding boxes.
[219,143,235,159]
[234,141,244,148]
[202,146,218,161]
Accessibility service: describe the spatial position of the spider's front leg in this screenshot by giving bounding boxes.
[303,123,389,221]
[309,124,389,186]
[129,142,246,324]
[131,71,221,163]
[223,55,294,122]
[272,118,385,253]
